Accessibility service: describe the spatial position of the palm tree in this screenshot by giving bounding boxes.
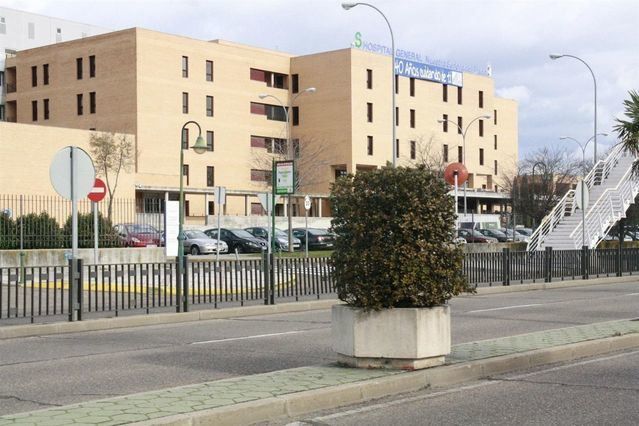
[614,90,639,174]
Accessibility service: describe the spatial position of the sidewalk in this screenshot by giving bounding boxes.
[1,319,639,425]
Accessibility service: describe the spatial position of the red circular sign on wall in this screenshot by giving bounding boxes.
[87,178,107,202]
[444,162,469,186]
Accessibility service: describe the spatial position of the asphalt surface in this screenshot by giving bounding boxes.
[281,348,639,425]
[0,280,638,415]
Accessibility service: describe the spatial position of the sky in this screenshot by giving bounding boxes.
[2,0,638,160]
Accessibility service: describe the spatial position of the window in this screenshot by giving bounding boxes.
[182,56,188,78]
[208,201,215,215]
[31,66,37,87]
[479,119,484,137]
[443,145,449,162]
[457,116,463,134]
[395,107,399,126]
[56,27,61,42]
[251,169,272,182]
[250,135,266,148]
[292,74,299,93]
[367,103,373,122]
[494,135,498,150]
[0,105,5,120]
[206,96,214,117]
[396,139,400,157]
[366,69,373,89]
[89,92,96,114]
[367,136,373,155]
[182,128,189,149]
[0,17,5,34]
[183,164,189,185]
[292,106,299,126]
[182,92,189,114]
[410,78,415,96]
[410,140,416,160]
[479,90,484,108]
[250,68,287,89]
[494,160,498,175]
[457,87,462,105]
[458,146,463,163]
[395,75,399,94]
[89,55,95,78]
[31,100,37,121]
[206,60,213,82]
[442,114,448,132]
[442,84,448,102]
[207,166,215,187]
[0,71,3,87]
[206,131,214,151]
[77,94,83,115]
[44,99,49,120]
[250,102,286,122]
[494,109,498,125]
[28,22,34,39]
[43,64,49,85]
[184,200,190,217]
[479,148,484,166]
[76,58,83,80]
[410,109,415,128]
[266,138,287,154]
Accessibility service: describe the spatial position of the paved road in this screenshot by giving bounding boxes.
[0,281,637,415]
[281,348,639,425]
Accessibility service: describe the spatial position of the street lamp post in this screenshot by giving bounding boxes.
[177,121,207,313]
[531,161,547,229]
[258,87,316,252]
[342,2,396,167]
[550,54,598,163]
[559,133,608,249]
[437,114,491,215]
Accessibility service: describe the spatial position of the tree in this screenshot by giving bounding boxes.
[499,147,581,228]
[408,134,447,177]
[614,90,639,175]
[89,132,135,223]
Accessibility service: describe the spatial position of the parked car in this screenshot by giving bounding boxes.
[458,229,498,243]
[203,228,267,253]
[291,228,336,250]
[515,227,533,237]
[183,230,228,255]
[244,227,301,251]
[478,228,511,242]
[500,228,529,243]
[114,224,161,247]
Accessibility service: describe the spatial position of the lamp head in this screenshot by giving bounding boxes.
[481,115,491,120]
[559,136,569,140]
[437,119,445,124]
[305,87,317,93]
[258,93,268,99]
[599,132,609,137]
[191,135,208,154]
[549,54,563,60]
[342,2,358,10]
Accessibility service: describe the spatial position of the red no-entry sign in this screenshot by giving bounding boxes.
[88,178,107,202]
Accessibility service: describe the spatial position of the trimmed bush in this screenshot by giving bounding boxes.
[330,165,474,311]
[21,213,63,249]
[63,212,122,248]
[0,214,18,249]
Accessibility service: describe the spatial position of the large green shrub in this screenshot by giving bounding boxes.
[0,214,18,249]
[330,166,474,311]
[21,213,63,249]
[62,212,122,248]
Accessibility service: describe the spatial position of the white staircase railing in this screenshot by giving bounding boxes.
[527,143,627,252]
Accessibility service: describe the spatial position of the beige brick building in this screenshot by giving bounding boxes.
[3,27,517,221]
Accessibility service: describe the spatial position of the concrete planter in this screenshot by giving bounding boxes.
[332,304,451,370]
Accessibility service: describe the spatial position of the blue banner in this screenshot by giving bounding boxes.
[395,58,464,87]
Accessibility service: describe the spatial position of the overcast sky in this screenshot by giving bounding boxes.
[2,0,638,159]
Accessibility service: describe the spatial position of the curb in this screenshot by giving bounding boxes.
[137,331,639,426]
[1,275,635,340]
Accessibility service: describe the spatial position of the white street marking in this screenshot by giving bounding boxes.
[466,303,544,313]
[190,330,308,345]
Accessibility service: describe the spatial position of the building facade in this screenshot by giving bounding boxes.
[0,6,109,121]
[3,27,517,220]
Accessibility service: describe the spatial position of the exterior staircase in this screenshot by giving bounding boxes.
[527,144,639,251]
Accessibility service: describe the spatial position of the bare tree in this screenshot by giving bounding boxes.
[407,134,447,177]
[89,132,135,223]
[499,146,581,228]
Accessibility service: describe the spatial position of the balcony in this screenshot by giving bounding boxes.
[6,83,16,94]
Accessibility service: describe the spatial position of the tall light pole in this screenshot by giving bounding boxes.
[559,132,608,248]
[177,121,207,313]
[437,114,491,215]
[342,2,396,167]
[531,161,547,229]
[259,87,316,252]
[550,54,598,163]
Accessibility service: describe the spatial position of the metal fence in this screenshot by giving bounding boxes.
[1,248,638,325]
[0,195,164,249]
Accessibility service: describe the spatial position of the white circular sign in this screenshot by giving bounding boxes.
[50,146,96,200]
[304,195,312,211]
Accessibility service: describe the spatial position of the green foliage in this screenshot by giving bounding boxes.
[330,166,474,311]
[21,213,63,249]
[62,212,121,248]
[0,214,18,249]
[615,90,639,175]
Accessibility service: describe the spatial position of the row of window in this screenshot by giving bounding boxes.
[250,102,300,125]
[31,95,96,120]
[441,145,498,174]
[30,64,49,87]
[182,56,214,82]
[0,17,69,41]
[181,165,215,187]
[182,93,214,116]
[31,99,49,121]
[76,56,96,80]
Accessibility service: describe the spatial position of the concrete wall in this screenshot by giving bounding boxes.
[0,247,166,267]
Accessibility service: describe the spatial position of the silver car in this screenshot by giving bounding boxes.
[183,230,228,255]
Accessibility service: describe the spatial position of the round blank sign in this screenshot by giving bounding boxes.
[50,146,96,200]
